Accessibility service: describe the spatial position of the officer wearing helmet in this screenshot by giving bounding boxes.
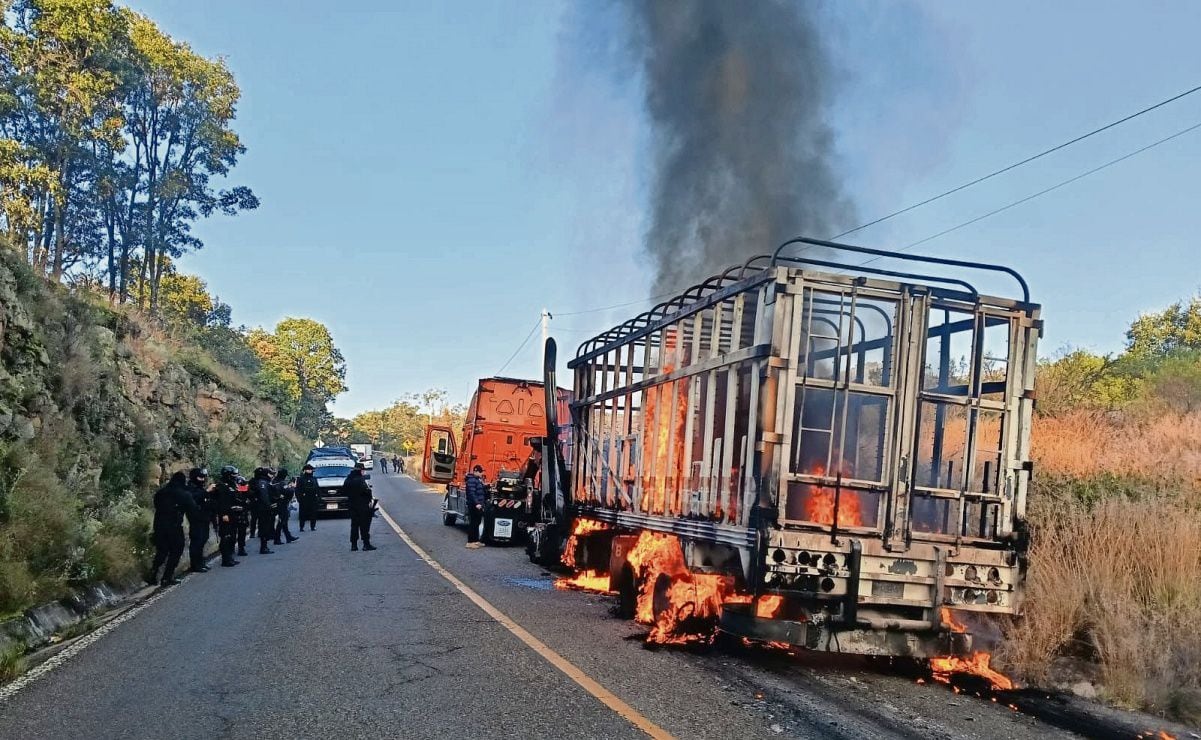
[250,467,275,555]
[296,462,320,532]
[232,473,253,556]
[344,461,377,551]
[214,466,243,567]
[186,467,213,573]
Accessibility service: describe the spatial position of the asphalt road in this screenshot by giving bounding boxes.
[0,473,1078,739]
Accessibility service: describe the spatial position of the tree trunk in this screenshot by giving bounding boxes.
[50,196,66,282]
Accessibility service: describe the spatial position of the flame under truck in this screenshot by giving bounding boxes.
[422,377,571,544]
[525,237,1041,657]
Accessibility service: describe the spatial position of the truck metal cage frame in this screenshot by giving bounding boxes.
[565,238,1041,655]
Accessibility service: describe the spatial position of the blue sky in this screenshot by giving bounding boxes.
[125,1,1201,417]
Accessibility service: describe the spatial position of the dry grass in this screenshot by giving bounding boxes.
[1004,409,1201,723]
[1033,409,1201,488]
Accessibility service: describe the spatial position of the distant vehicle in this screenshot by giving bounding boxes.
[308,446,354,462]
[351,444,374,470]
[308,455,367,516]
[422,377,571,545]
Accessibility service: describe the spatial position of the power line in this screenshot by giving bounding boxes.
[497,317,541,375]
[834,81,1201,240]
[873,118,1201,259]
[553,82,1201,320]
[555,291,678,316]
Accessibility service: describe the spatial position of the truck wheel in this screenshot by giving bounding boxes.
[617,565,638,620]
[479,511,494,545]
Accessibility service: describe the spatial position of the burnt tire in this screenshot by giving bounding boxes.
[616,565,638,620]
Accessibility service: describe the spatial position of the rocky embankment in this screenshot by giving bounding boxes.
[0,249,304,619]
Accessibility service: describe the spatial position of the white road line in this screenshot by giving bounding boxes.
[376,504,674,740]
[0,583,182,702]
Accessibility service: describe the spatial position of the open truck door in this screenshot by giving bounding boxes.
[421,425,457,485]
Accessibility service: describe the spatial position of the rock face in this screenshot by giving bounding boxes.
[0,249,305,613]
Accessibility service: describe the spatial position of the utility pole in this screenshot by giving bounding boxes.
[541,308,552,367]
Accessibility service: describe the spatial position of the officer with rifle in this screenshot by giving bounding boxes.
[186,467,213,573]
[272,468,298,544]
[345,462,377,552]
[296,463,321,532]
[148,471,197,586]
[250,467,275,555]
[214,466,244,567]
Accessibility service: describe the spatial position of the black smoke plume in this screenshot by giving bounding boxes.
[619,1,854,292]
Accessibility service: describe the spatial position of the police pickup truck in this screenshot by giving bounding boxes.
[307,453,366,516]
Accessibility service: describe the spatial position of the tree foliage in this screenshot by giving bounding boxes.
[1125,296,1201,360]
[337,392,466,455]
[0,0,257,303]
[1038,295,1201,417]
[247,318,347,439]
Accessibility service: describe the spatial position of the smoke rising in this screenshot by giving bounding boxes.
[618,1,854,293]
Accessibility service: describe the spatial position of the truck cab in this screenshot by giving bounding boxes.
[423,377,570,544]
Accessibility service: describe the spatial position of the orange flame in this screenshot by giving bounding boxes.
[802,465,863,527]
[556,526,790,645]
[554,569,613,593]
[929,607,1013,691]
[929,652,1013,691]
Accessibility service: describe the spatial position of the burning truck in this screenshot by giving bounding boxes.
[527,237,1041,658]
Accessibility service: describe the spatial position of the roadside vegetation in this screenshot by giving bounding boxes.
[1001,297,1201,724]
[0,2,346,617]
[329,389,467,458]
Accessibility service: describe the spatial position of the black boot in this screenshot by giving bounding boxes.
[351,542,358,551]
[160,577,182,587]
[363,542,377,551]
[237,547,248,557]
[260,545,274,554]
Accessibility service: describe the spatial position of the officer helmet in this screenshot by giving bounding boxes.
[190,467,209,484]
[302,463,314,472]
[473,465,484,473]
[220,465,239,481]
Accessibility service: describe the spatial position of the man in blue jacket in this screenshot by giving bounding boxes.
[465,465,487,549]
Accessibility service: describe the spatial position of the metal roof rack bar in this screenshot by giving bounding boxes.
[769,235,1030,303]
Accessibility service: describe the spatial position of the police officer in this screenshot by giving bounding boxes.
[273,468,298,544]
[250,467,275,554]
[296,463,320,532]
[345,462,376,552]
[186,467,213,573]
[213,466,243,567]
[232,474,253,556]
[148,471,196,586]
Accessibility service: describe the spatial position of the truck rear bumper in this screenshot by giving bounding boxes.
[719,602,972,658]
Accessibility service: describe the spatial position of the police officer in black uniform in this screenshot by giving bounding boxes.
[232,474,253,556]
[296,463,320,531]
[148,471,197,586]
[250,467,275,554]
[272,468,298,544]
[185,467,213,573]
[345,462,377,552]
[214,466,243,567]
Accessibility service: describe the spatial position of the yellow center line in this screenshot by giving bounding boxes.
[376,505,674,740]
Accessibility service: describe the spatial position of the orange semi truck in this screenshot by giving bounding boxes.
[422,377,571,544]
